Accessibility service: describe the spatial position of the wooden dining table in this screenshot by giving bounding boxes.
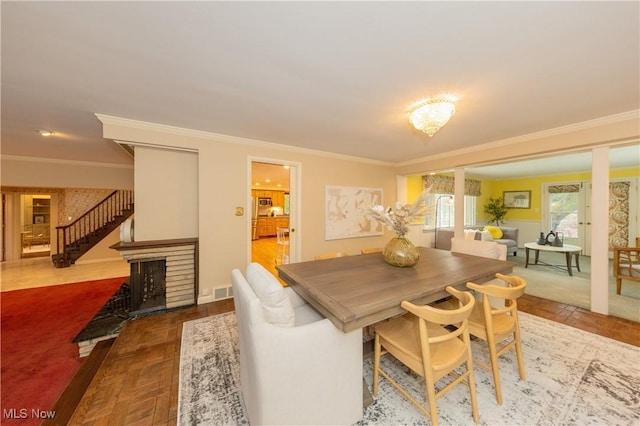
[276,246,514,333]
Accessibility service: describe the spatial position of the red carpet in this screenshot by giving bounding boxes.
[1,277,127,426]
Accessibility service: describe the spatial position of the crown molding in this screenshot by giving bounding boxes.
[96,110,639,170]
[96,114,393,167]
[398,110,640,167]
[0,155,134,169]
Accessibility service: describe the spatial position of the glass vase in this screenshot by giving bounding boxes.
[383,236,420,267]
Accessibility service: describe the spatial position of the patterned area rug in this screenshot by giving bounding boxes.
[178,312,640,425]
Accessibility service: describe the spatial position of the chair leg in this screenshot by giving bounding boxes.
[513,326,526,381]
[466,357,480,424]
[616,278,622,295]
[423,375,439,426]
[373,334,381,396]
[486,334,503,405]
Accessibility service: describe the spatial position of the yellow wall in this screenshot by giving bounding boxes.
[406,175,423,202]
[481,167,639,222]
[409,167,639,223]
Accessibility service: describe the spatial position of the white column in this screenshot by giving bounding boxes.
[590,146,609,314]
[454,168,465,238]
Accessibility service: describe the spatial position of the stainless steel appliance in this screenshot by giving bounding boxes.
[251,197,259,240]
[258,197,272,206]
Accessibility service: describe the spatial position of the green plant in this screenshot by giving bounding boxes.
[484,196,508,225]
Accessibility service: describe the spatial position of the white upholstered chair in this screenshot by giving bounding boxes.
[231,263,363,425]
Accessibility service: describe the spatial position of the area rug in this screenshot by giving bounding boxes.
[0,277,127,426]
[178,312,640,426]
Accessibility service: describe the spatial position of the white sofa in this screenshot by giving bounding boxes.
[231,263,363,426]
[451,237,508,261]
[437,226,519,256]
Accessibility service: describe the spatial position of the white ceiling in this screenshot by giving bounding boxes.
[2,1,639,179]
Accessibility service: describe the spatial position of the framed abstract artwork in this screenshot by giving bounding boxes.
[324,185,384,240]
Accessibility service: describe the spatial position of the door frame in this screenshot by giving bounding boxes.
[247,156,301,266]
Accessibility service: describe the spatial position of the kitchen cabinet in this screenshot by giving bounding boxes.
[257,216,289,237]
[257,218,267,237]
[276,217,289,229]
[266,217,276,236]
[272,191,284,208]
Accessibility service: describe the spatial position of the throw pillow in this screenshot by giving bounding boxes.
[246,262,295,327]
[483,225,503,239]
[480,230,494,241]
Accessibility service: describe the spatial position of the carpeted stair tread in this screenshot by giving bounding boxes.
[43,338,116,426]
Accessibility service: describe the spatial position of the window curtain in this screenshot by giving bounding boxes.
[423,174,481,196]
[609,181,630,248]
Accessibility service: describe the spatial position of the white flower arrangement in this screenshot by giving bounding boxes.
[363,189,432,238]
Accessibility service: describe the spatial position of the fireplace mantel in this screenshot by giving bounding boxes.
[110,237,198,251]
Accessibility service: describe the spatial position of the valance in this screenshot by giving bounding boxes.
[548,184,580,193]
[423,174,481,197]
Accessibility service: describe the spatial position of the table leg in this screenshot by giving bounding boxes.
[575,253,580,272]
[565,252,573,276]
[534,249,540,264]
[525,247,530,268]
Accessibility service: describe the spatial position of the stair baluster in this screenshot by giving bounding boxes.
[53,190,134,268]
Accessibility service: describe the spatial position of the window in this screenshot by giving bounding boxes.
[424,194,477,229]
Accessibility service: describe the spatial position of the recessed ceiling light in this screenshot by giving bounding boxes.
[265,179,271,183]
[36,129,54,136]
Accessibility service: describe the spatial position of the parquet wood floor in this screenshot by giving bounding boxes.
[67,300,235,425]
[63,241,639,425]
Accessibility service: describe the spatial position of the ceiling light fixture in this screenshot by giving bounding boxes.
[407,94,458,137]
[37,129,55,136]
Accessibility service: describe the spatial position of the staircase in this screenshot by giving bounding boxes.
[52,190,134,268]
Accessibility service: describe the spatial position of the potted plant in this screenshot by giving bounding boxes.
[484,196,508,225]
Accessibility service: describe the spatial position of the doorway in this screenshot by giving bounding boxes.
[544,179,637,257]
[20,194,52,258]
[543,182,587,254]
[249,160,298,277]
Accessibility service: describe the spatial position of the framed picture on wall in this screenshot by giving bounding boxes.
[503,190,531,209]
[324,185,384,240]
[34,215,45,224]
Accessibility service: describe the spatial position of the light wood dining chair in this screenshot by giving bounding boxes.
[373,286,479,426]
[314,252,349,260]
[613,236,640,295]
[465,273,527,405]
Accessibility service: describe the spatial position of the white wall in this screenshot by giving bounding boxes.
[134,147,198,241]
[1,156,133,189]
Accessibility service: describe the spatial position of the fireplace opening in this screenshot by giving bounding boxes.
[130,258,166,315]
